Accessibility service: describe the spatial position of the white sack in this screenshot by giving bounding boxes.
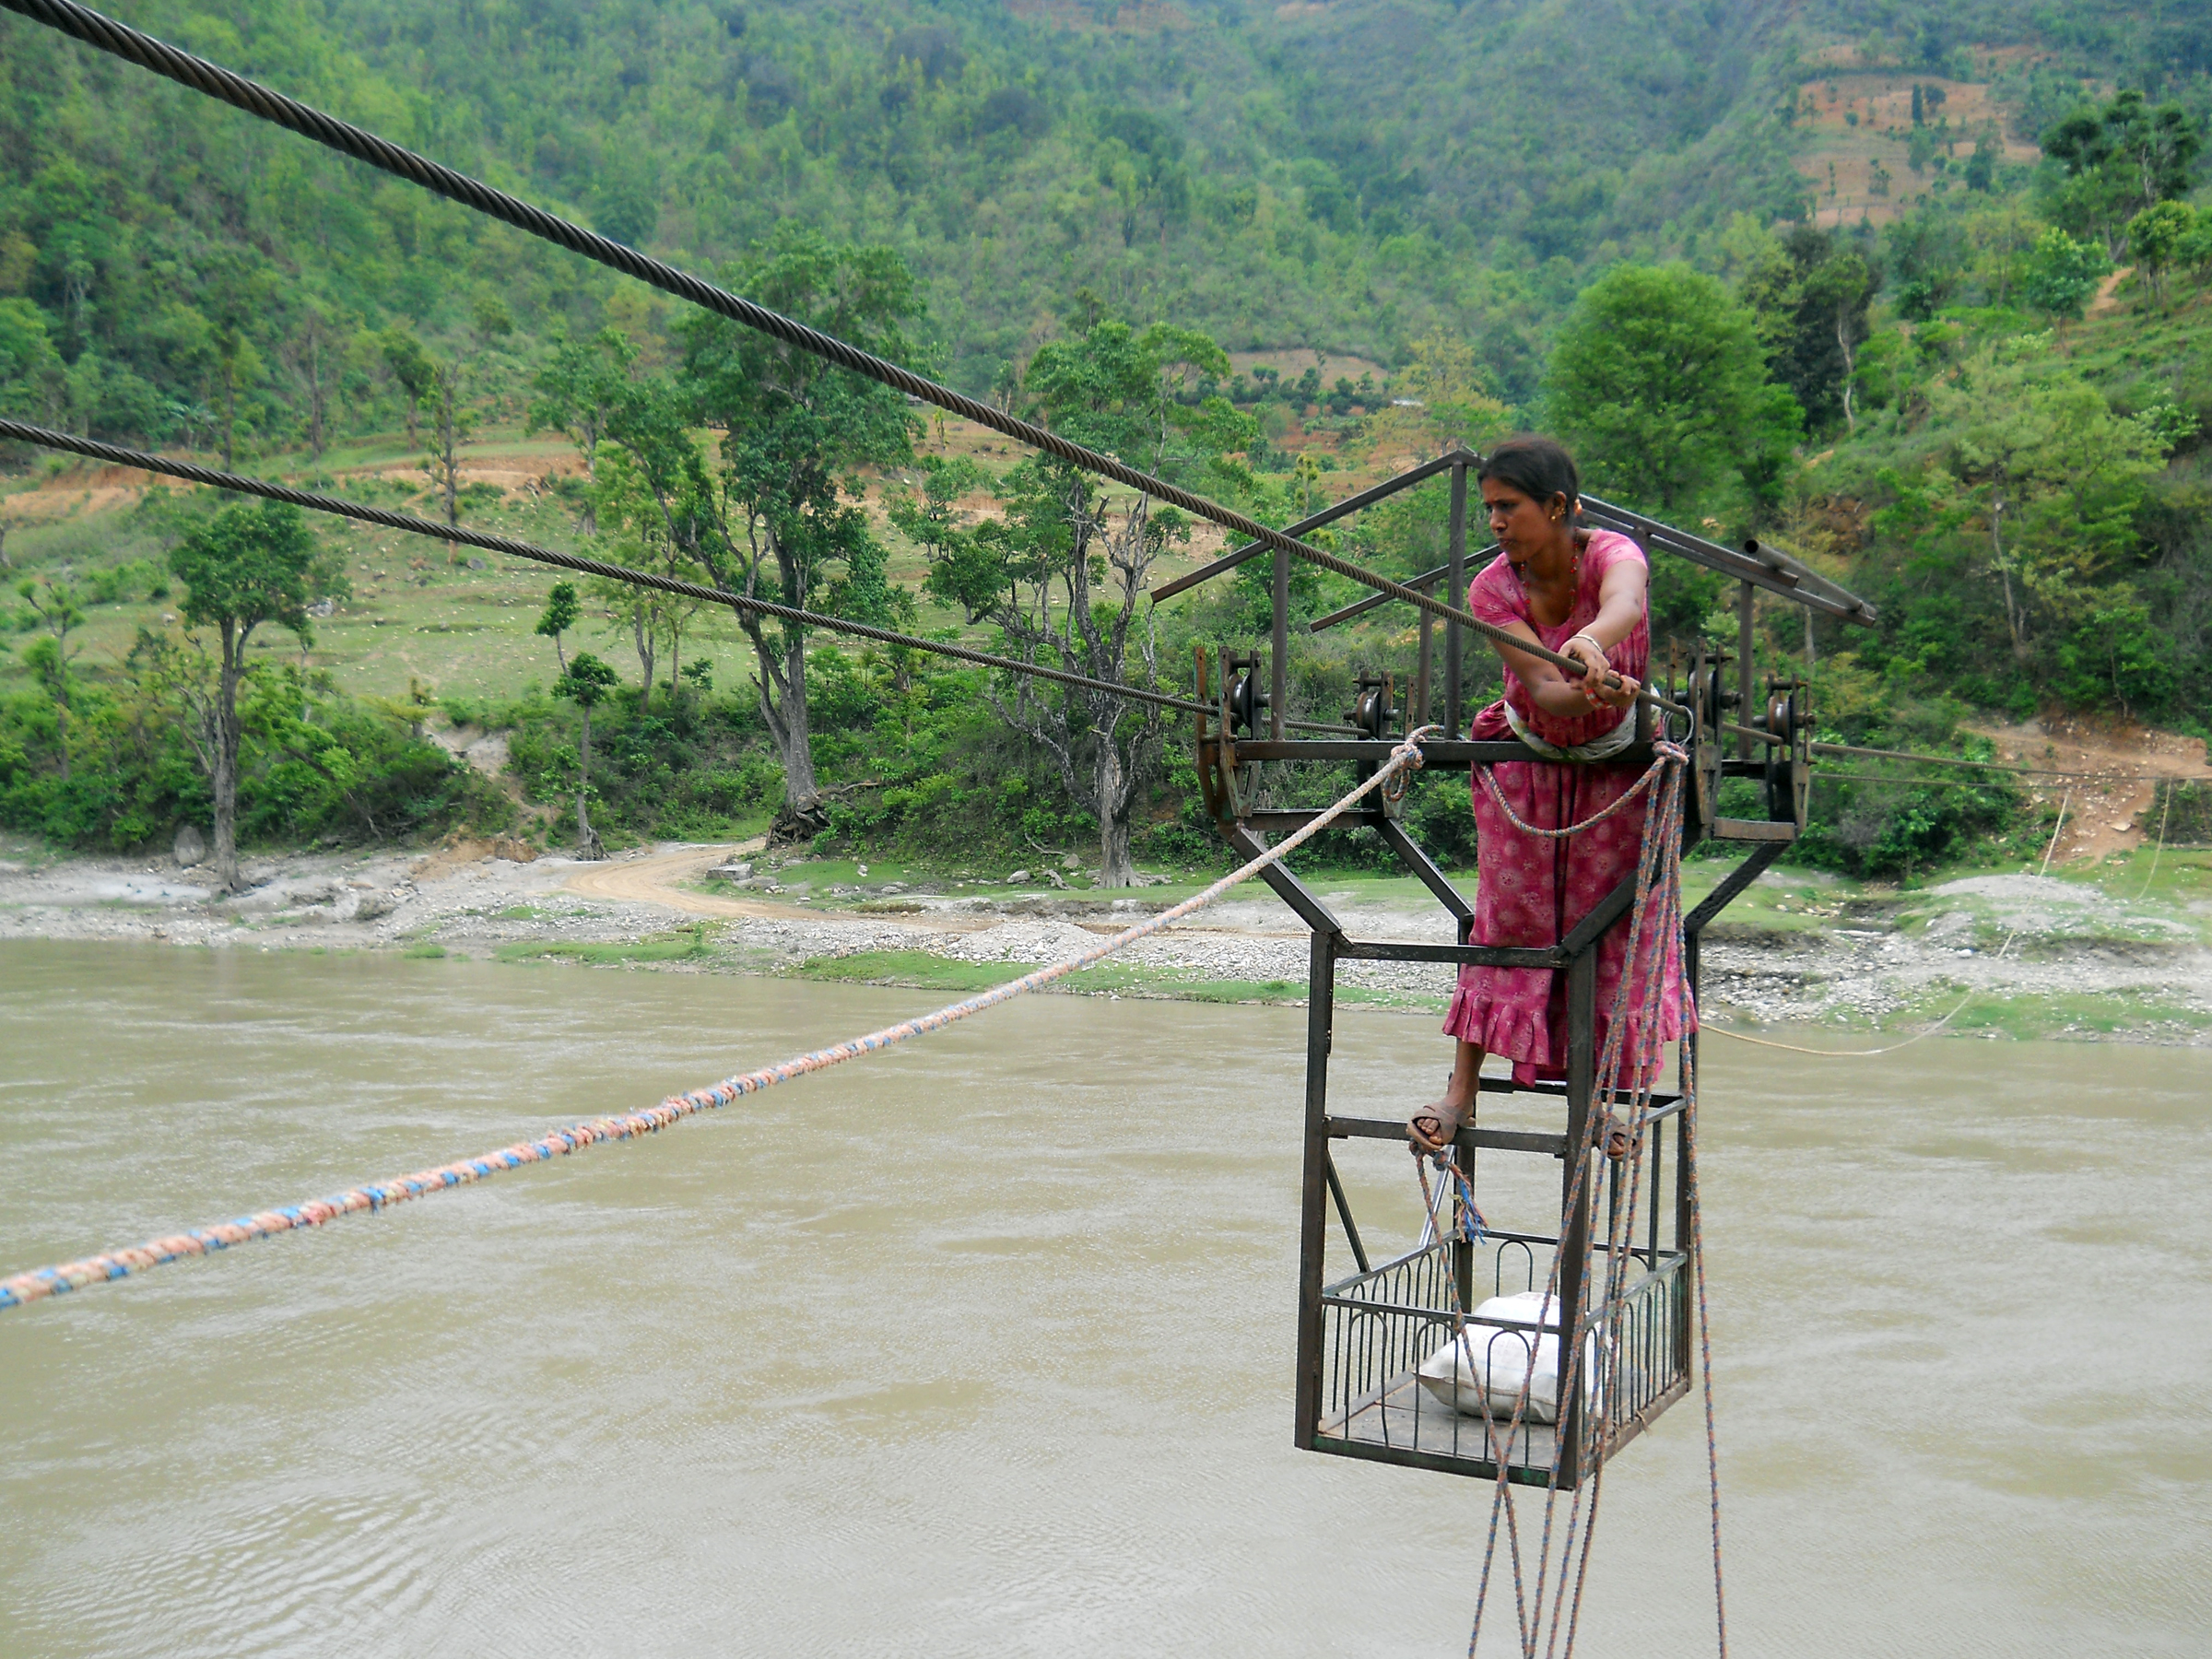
[1416,1291,1591,1425]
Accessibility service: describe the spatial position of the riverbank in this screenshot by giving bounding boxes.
[6,830,2210,1045]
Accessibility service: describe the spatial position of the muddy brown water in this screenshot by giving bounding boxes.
[2,941,2207,1656]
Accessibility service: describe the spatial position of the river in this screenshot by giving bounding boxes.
[2,940,2207,1656]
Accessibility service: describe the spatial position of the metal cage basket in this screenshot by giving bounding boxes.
[1311,1226,1688,1487]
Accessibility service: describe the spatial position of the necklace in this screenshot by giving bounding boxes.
[1518,547,1582,627]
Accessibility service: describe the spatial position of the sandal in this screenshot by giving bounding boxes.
[1409,1095,1471,1153]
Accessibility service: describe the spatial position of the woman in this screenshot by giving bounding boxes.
[1409,435,1693,1153]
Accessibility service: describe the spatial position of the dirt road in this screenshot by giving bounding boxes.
[1968,717,2212,862]
[560,840,999,932]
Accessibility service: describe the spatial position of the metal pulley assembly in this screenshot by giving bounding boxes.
[1224,652,1269,736]
[1344,673,1394,741]
[1684,643,1725,831]
[1194,645,1264,825]
[1757,678,1813,830]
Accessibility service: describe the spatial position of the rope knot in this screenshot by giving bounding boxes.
[1383,724,1439,804]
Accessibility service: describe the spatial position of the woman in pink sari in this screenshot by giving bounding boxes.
[1409,436,1693,1152]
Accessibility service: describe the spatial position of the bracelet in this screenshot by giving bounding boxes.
[1565,633,1605,658]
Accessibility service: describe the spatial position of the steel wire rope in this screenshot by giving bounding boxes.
[0,730,1440,1312]
[1725,720,2180,783]
[0,0,1681,720]
[1812,738,2159,777]
[2136,782,2173,901]
[0,418,1368,731]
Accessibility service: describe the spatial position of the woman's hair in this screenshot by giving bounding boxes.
[1477,435,1580,520]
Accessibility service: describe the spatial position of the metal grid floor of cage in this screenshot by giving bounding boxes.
[1312,1233,1688,1486]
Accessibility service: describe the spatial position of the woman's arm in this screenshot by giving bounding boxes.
[1490,556,1646,715]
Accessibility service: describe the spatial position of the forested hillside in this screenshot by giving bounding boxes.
[9,0,2203,418]
[2,0,2209,879]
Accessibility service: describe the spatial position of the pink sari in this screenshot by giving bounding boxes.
[1440,531,1694,1087]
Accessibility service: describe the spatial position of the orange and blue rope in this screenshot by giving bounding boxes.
[0,731,1436,1312]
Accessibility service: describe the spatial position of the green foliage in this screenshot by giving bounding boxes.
[0,648,488,851]
[2019,227,2111,319]
[169,500,317,643]
[535,580,580,659]
[1544,263,1803,523]
[554,652,619,711]
[2126,201,2197,303]
[525,326,638,502]
[4,0,2206,888]
[1735,221,1877,433]
[2040,88,2204,253]
[1794,772,2023,880]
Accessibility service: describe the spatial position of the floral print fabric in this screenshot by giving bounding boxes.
[1441,531,1694,1085]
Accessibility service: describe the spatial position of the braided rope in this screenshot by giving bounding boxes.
[0,0,1683,712]
[1474,753,1665,840]
[1427,740,1717,1659]
[0,731,1435,1312]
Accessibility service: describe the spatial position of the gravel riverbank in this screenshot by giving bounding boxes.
[4,836,2209,1045]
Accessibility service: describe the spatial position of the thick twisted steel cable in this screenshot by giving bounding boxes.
[0,0,1671,714]
[0,730,1437,1312]
[0,418,1245,721]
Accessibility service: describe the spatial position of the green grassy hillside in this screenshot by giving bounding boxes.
[1,0,2207,875]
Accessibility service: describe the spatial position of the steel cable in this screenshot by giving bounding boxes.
[0,0,1677,715]
[0,418,1240,720]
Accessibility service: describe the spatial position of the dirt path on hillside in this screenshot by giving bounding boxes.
[560,840,1001,933]
[1966,717,2212,862]
[562,840,802,921]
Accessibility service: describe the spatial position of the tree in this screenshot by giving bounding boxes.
[526,327,638,536]
[422,357,474,527]
[2183,216,2212,292]
[2127,201,2195,306]
[2041,91,2204,257]
[900,315,1247,886]
[1800,250,1878,432]
[18,575,84,780]
[470,293,513,349]
[1364,331,1510,462]
[380,328,435,448]
[662,228,922,837]
[587,446,714,710]
[553,653,618,858]
[1884,211,1964,319]
[1964,135,1998,194]
[1886,338,2172,671]
[1738,226,1877,433]
[1545,263,1802,523]
[167,500,318,892]
[199,251,282,469]
[535,580,580,674]
[286,305,335,460]
[0,299,66,423]
[2021,228,2110,321]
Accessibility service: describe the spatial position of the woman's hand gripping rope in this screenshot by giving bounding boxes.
[1560,634,1640,712]
[0,731,1442,1313]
